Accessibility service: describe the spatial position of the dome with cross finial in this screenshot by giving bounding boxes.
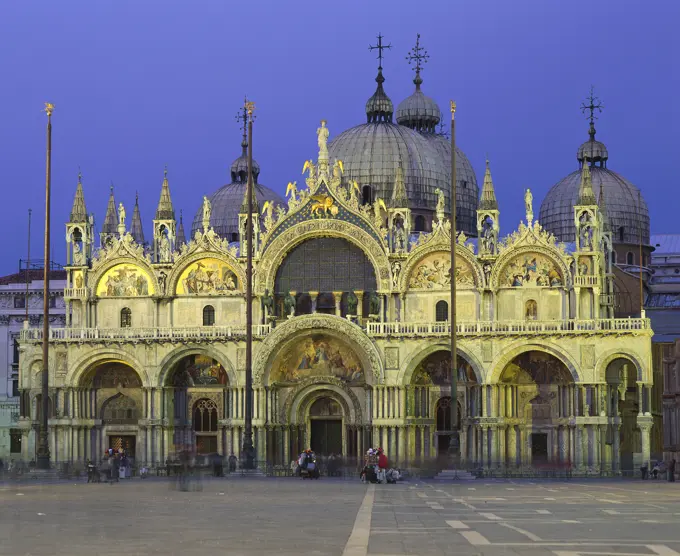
[539,90,649,245]
[191,127,283,243]
[328,34,478,235]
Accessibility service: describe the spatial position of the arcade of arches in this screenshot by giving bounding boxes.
[18,341,653,474]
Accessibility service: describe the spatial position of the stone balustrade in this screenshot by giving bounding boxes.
[63,287,88,299]
[19,317,650,343]
[574,275,600,287]
[20,323,272,343]
[366,318,651,337]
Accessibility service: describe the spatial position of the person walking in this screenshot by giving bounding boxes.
[377,448,388,484]
[668,458,676,482]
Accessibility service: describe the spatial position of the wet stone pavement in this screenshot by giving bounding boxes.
[2,475,680,556]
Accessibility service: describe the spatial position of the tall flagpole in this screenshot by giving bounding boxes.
[25,208,32,322]
[242,99,256,469]
[37,102,54,470]
[638,191,644,318]
[449,100,460,460]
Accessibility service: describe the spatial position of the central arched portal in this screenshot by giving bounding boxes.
[309,397,343,456]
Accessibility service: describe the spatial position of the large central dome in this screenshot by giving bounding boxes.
[328,56,478,235]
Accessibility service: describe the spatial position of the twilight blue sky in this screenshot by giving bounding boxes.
[0,0,677,274]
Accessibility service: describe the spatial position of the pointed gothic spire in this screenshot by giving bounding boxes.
[240,180,259,213]
[176,209,187,248]
[130,192,145,244]
[598,183,609,231]
[390,163,409,208]
[578,160,597,205]
[479,159,498,211]
[69,170,88,223]
[155,166,175,220]
[102,184,118,234]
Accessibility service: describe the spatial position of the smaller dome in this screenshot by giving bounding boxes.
[365,69,393,123]
[230,141,261,184]
[396,89,441,132]
[577,123,609,164]
[191,182,284,242]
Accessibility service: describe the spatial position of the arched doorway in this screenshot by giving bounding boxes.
[81,363,143,461]
[605,357,640,472]
[499,351,573,466]
[410,350,477,458]
[166,354,228,456]
[309,397,343,455]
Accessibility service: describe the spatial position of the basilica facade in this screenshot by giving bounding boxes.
[15,121,653,473]
[16,41,657,473]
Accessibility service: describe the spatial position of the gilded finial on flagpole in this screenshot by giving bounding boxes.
[44,103,54,117]
[450,100,456,118]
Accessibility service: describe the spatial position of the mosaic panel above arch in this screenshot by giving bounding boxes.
[175,257,239,295]
[270,334,365,386]
[499,351,573,385]
[498,252,564,288]
[407,253,476,290]
[411,351,477,386]
[81,363,143,389]
[170,355,229,387]
[95,264,154,297]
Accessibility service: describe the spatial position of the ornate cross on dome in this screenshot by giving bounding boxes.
[581,86,604,124]
[369,33,391,69]
[235,100,248,141]
[406,33,429,74]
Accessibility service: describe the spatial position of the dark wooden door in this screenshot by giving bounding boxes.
[311,420,342,455]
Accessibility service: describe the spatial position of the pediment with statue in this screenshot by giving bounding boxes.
[259,121,389,257]
[166,228,246,296]
[90,233,158,298]
[490,219,572,290]
[398,217,482,292]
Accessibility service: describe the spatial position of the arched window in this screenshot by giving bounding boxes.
[193,399,218,432]
[120,308,132,328]
[362,185,372,206]
[611,250,617,265]
[436,397,453,431]
[626,252,634,265]
[102,395,138,424]
[231,232,238,243]
[203,305,215,326]
[525,299,538,321]
[414,215,426,232]
[435,300,449,322]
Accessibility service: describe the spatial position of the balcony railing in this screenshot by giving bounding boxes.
[18,318,650,343]
[64,287,88,299]
[20,324,272,342]
[574,275,600,287]
[366,318,651,337]
[600,293,615,306]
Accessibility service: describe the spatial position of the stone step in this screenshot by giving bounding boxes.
[432,469,477,481]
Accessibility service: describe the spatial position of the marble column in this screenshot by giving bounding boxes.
[397,426,405,466]
[355,291,364,320]
[333,291,343,317]
[309,291,319,313]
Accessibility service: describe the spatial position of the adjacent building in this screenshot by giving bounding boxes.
[0,263,65,460]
